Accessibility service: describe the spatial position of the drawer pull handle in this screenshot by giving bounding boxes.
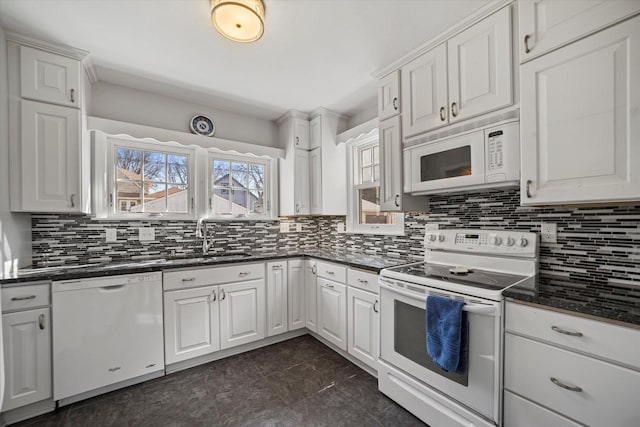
[181,277,196,282]
[325,284,334,289]
[524,34,531,54]
[39,314,45,330]
[11,295,36,301]
[550,377,582,392]
[220,290,226,300]
[210,290,217,302]
[392,97,398,111]
[373,300,379,313]
[108,366,121,373]
[551,326,583,337]
[357,279,368,285]
[70,88,75,103]
[327,271,335,275]
[271,265,283,271]
[239,272,251,277]
[311,265,317,275]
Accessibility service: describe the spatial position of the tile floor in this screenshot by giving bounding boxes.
[15,335,426,427]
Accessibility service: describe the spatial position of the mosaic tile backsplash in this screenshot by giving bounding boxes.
[32,188,640,292]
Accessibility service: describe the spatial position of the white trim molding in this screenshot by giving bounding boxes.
[337,118,379,145]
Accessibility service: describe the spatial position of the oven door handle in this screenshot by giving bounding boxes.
[380,279,499,316]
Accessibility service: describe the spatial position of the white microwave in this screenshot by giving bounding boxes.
[404,121,520,195]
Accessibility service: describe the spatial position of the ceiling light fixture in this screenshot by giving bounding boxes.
[211,0,265,43]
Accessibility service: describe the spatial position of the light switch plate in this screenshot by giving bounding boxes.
[541,223,557,243]
[425,223,439,231]
[105,229,117,242]
[138,227,155,241]
[280,222,290,233]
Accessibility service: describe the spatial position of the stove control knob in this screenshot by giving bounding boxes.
[490,236,502,246]
[428,234,437,242]
[438,234,445,242]
[519,238,528,247]
[506,237,515,246]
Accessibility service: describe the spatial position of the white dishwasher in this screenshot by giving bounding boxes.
[52,272,164,403]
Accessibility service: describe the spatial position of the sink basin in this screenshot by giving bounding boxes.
[19,264,98,273]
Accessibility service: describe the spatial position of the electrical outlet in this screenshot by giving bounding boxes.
[105,229,117,242]
[337,222,345,233]
[280,222,290,233]
[295,223,303,232]
[425,223,439,231]
[540,223,557,243]
[138,227,155,241]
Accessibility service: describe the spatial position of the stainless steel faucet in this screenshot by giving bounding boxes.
[196,218,211,254]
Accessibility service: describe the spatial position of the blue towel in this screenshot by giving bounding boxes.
[426,295,465,372]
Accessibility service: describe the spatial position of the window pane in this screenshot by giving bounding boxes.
[231,189,248,215]
[116,180,142,212]
[362,166,372,183]
[213,160,230,187]
[143,152,166,181]
[144,183,167,212]
[359,187,395,225]
[116,148,142,179]
[167,184,189,213]
[248,164,265,190]
[213,188,231,214]
[373,146,379,165]
[249,190,264,214]
[168,155,188,184]
[231,162,248,188]
[361,148,372,167]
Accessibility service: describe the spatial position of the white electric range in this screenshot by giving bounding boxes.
[378,228,538,427]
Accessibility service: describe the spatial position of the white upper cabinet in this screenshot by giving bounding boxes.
[379,116,403,211]
[20,100,82,212]
[447,6,513,123]
[309,147,322,215]
[266,262,288,337]
[293,149,310,215]
[520,16,640,205]
[309,116,322,149]
[294,118,310,149]
[401,44,448,137]
[519,0,640,62]
[20,46,81,108]
[287,259,306,331]
[219,279,265,350]
[378,70,400,120]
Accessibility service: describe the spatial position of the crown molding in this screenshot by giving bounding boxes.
[276,109,309,125]
[371,0,514,79]
[309,107,349,122]
[5,31,89,60]
[83,56,99,84]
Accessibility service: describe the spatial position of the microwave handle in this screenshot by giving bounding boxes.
[380,279,498,316]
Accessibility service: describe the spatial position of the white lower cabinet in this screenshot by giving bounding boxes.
[287,259,306,331]
[266,262,288,337]
[163,286,220,365]
[305,259,318,332]
[347,287,379,370]
[2,307,52,411]
[219,279,266,350]
[317,278,347,351]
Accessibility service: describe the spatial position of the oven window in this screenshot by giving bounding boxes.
[420,146,472,182]
[394,300,469,386]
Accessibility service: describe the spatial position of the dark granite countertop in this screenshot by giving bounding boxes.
[505,274,640,327]
[0,249,407,285]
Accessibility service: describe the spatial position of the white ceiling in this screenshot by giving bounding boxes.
[0,0,490,120]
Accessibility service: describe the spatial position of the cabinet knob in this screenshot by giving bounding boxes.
[450,102,458,118]
[524,34,532,54]
[70,88,75,103]
[439,106,446,121]
[392,97,398,111]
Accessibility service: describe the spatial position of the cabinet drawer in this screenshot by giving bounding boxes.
[316,261,346,282]
[505,334,640,427]
[164,263,264,291]
[504,391,581,427]
[2,284,50,312]
[506,302,640,368]
[347,268,379,294]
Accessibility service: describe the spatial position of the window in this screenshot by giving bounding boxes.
[347,130,403,235]
[108,137,195,218]
[209,152,272,219]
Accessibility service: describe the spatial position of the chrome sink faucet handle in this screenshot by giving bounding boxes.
[196,218,211,254]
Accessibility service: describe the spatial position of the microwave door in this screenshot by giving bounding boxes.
[411,132,486,193]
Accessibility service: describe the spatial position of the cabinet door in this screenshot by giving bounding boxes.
[20,100,81,212]
[294,149,310,215]
[317,278,347,351]
[379,116,403,211]
[305,260,318,332]
[401,44,448,137]
[309,147,322,214]
[2,308,52,411]
[163,286,219,365]
[309,116,322,149]
[378,70,400,120]
[521,16,640,205]
[219,279,265,350]
[20,46,81,108]
[266,262,288,337]
[287,259,306,331]
[294,118,310,149]
[447,6,512,123]
[347,287,379,370]
[519,0,640,62]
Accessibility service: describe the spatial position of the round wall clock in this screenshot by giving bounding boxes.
[189,115,216,137]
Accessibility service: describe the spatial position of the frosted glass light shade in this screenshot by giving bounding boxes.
[211,0,265,43]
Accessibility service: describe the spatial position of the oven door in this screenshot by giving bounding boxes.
[409,131,485,193]
[379,277,501,423]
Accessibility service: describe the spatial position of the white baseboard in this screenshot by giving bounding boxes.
[1,398,55,426]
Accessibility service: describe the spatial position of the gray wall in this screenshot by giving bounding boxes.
[0,26,32,274]
[90,81,279,148]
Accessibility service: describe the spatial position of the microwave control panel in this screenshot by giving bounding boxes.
[484,122,519,182]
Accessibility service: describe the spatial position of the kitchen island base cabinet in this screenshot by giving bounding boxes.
[317,278,347,351]
[347,287,379,370]
[164,286,220,365]
[219,279,266,350]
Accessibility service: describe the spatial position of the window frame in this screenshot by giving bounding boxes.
[346,129,404,235]
[106,136,197,220]
[206,150,276,220]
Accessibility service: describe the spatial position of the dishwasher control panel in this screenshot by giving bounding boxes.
[52,272,162,292]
